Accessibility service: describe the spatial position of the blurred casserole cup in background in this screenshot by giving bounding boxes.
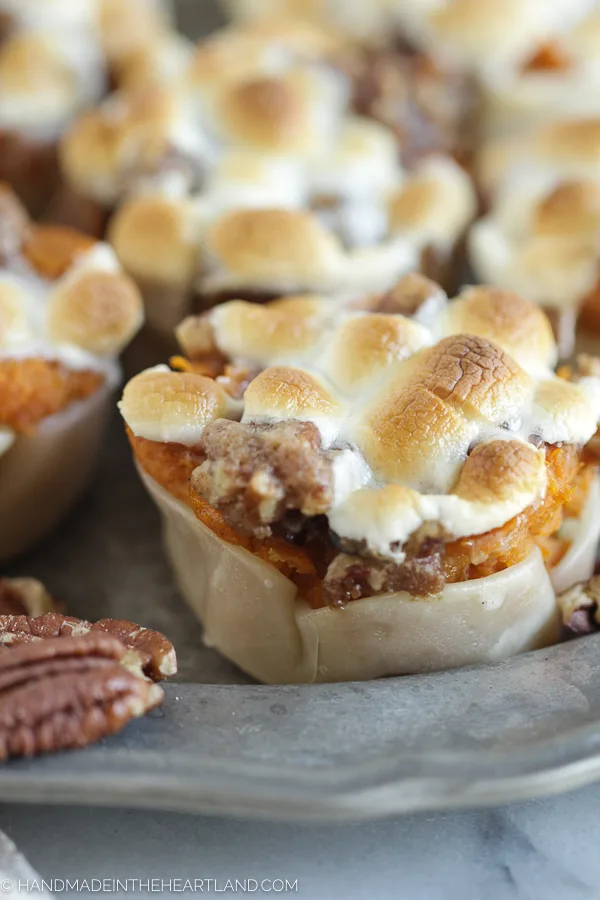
[0,185,143,562]
[0,0,98,42]
[0,0,177,82]
[223,0,591,147]
[0,25,105,216]
[108,144,475,344]
[58,15,476,236]
[472,117,600,356]
[477,5,600,139]
[119,277,600,683]
[0,0,181,218]
[57,19,348,233]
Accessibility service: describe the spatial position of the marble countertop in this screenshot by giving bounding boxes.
[1,786,598,899]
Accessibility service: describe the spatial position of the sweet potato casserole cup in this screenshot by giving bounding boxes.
[0,22,105,215]
[58,16,476,235]
[108,140,475,340]
[476,4,600,138]
[0,186,143,562]
[119,277,600,684]
[224,0,571,72]
[0,0,181,219]
[471,117,600,354]
[0,0,177,81]
[224,0,590,140]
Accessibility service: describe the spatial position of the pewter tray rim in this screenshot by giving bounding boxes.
[2,634,600,822]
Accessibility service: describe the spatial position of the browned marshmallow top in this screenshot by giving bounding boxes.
[120,282,600,560]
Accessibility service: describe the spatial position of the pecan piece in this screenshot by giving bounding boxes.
[558,577,600,635]
[0,613,177,682]
[0,633,163,761]
[0,579,57,617]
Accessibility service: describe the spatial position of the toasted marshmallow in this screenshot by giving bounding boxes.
[223,0,398,44]
[0,188,143,370]
[61,19,349,206]
[470,176,600,318]
[108,147,474,311]
[108,193,204,290]
[439,285,557,371]
[243,365,345,444]
[401,0,593,76]
[206,295,336,366]
[0,29,105,140]
[481,6,600,138]
[119,365,240,445]
[0,0,98,32]
[478,117,600,198]
[198,155,474,297]
[60,86,203,205]
[115,31,194,91]
[98,0,174,69]
[48,264,144,356]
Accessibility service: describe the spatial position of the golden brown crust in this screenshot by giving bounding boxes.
[119,367,238,445]
[108,194,200,288]
[220,76,310,152]
[533,181,600,237]
[356,382,472,487]
[454,440,543,503]
[60,87,175,202]
[243,365,342,420]
[0,32,74,99]
[210,296,330,362]
[206,208,343,285]
[444,286,556,368]
[323,313,430,393]
[48,269,144,356]
[411,334,532,421]
[98,0,173,67]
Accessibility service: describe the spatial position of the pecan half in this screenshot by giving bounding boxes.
[0,579,58,617]
[558,577,600,635]
[0,613,177,682]
[0,633,163,761]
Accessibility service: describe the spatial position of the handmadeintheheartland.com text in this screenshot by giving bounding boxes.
[1,878,300,894]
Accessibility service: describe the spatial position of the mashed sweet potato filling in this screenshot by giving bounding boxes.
[0,358,104,433]
[128,427,594,608]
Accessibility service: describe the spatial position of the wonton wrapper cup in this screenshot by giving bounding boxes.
[141,470,564,684]
[0,376,114,562]
[550,475,600,595]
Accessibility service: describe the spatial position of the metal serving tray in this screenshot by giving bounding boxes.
[4,0,600,824]
[5,414,600,823]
